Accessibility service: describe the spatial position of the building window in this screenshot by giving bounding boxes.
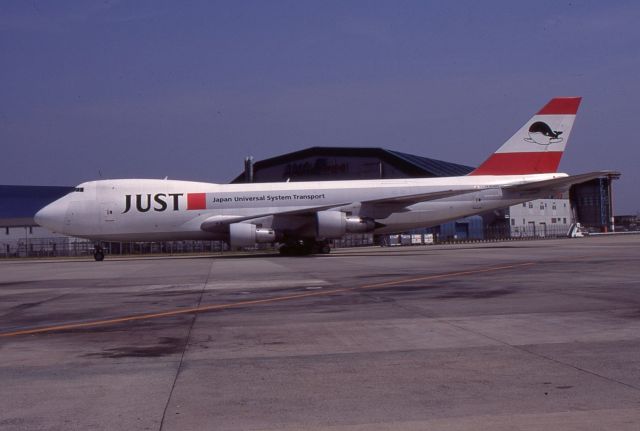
[528,203,533,209]
[5,227,8,235]
[523,203,526,207]
[552,203,557,210]
[563,218,567,224]
[511,219,515,226]
[551,218,556,223]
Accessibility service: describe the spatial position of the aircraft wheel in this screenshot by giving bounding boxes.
[280,241,318,256]
[93,244,105,261]
[310,241,330,254]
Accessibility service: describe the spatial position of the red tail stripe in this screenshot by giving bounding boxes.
[470,152,563,175]
[536,97,581,115]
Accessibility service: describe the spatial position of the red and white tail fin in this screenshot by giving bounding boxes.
[469,97,581,175]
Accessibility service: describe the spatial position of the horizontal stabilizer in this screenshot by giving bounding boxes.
[505,171,620,193]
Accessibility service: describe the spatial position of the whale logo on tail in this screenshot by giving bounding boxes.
[524,121,563,146]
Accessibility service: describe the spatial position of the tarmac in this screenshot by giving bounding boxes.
[1,235,640,430]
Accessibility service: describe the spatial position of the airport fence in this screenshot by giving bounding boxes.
[1,237,92,258]
[0,237,233,258]
[0,225,612,258]
[436,224,574,244]
[331,234,375,249]
[375,224,577,247]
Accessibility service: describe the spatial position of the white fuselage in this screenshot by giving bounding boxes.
[35,173,567,242]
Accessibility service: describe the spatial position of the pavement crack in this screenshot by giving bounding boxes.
[158,260,214,431]
[511,343,640,393]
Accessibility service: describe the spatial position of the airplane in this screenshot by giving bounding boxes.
[35,97,617,260]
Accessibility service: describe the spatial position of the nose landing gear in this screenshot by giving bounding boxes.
[93,244,105,261]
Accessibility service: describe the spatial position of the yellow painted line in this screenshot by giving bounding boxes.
[0,262,535,338]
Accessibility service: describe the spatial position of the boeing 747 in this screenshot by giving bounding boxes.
[35,97,616,260]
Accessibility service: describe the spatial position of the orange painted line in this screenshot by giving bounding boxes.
[0,262,535,338]
[359,262,535,290]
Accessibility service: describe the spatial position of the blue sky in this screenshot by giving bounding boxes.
[1,1,638,213]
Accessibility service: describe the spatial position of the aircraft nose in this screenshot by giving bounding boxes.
[35,200,67,232]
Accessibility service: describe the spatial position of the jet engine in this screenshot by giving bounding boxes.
[229,223,276,248]
[316,211,375,239]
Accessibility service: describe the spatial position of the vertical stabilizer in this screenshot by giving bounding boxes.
[469,97,581,175]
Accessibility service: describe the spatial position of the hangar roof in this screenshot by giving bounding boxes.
[385,149,474,177]
[231,147,474,183]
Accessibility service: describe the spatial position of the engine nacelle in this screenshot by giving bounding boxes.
[229,223,275,248]
[345,216,376,233]
[316,211,375,239]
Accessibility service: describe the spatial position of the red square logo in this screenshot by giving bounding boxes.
[187,193,207,210]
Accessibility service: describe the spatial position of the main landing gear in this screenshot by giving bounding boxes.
[93,244,105,262]
[279,240,331,256]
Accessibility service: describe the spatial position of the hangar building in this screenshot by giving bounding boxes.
[231,147,474,183]
[1,185,76,257]
[233,147,618,238]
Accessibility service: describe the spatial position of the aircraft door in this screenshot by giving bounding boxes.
[98,202,117,236]
[472,193,484,210]
[100,202,117,223]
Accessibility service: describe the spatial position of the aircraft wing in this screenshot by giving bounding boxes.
[200,189,480,231]
[357,188,481,219]
[360,188,479,206]
[504,171,620,193]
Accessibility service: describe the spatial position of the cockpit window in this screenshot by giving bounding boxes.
[74,187,84,192]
